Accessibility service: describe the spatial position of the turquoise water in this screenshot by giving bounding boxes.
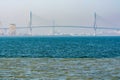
[0,36,120,58]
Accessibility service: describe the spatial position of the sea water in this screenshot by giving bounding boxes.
[0,36,120,58]
[0,36,120,79]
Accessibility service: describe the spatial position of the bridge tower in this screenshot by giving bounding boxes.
[29,11,32,35]
[93,12,97,36]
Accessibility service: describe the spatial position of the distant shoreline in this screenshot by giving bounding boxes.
[1,35,120,37]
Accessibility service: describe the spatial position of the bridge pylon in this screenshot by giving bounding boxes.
[29,11,32,35]
[93,12,97,36]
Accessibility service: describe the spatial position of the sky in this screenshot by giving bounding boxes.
[0,0,120,35]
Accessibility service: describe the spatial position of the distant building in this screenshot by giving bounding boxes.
[0,29,3,35]
[0,21,4,35]
[8,24,16,36]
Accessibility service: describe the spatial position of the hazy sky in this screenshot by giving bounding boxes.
[0,0,120,35]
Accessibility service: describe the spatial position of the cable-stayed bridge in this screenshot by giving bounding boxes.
[0,12,120,36]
